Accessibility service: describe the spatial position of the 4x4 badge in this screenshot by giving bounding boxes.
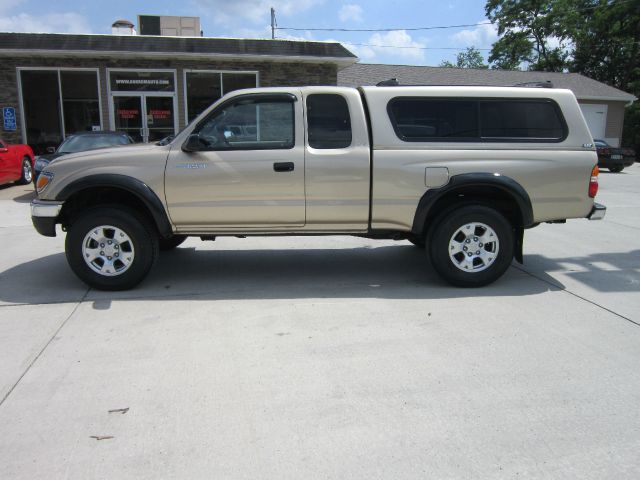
[176,163,207,169]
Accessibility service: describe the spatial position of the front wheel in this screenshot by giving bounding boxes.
[609,165,623,173]
[65,207,159,290]
[17,157,33,185]
[428,205,514,287]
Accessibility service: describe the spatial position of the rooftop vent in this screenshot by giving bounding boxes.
[112,19,136,35]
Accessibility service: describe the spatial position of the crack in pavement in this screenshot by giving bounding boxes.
[511,264,639,328]
[0,287,91,408]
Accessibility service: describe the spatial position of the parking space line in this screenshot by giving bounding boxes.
[0,287,91,408]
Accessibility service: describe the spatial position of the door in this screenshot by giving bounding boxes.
[145,96,175,142]
[580,103,607,140]
[113,96,144,142]
[113,95,176,143]
[165,92,305,229]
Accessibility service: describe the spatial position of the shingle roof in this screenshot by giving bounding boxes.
[338,63,636,102]
[0,32,357,62]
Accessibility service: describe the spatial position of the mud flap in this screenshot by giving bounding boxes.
[514,227,524,264]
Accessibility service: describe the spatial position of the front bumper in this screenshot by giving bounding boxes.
[587,202,606,220]
[31,199,64,237]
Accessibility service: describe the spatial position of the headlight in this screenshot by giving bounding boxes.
[34,157,50,171]
[36,171,54,193]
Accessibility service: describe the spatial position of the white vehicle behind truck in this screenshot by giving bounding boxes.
[31,84,605,290]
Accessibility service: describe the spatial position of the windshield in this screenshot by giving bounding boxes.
[57,134,131,154]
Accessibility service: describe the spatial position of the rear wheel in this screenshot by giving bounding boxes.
[428,205,514,287]
[609,165,623,173]
[65,207,159,290]
[17,157,33,185]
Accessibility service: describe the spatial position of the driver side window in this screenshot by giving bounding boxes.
[196,96,295,150]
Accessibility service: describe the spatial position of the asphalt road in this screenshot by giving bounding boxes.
[1,166,639,479]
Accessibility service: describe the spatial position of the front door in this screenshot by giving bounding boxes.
[165,92,305,229]
[113,95,175,143]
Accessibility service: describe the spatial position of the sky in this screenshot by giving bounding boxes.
[0,0,499,66]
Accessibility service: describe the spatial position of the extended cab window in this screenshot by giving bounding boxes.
[306,94,352,149]
[480,100,565,140]
[388,99,478,141]
[388,97,567,143]
[196,96,294,150]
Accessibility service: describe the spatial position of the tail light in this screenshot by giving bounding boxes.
[589,165,599,198]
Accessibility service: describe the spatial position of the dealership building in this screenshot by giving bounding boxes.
[0,22,635,154]
[0,30,356,153]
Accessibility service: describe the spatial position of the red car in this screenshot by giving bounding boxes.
[0,138,34,186]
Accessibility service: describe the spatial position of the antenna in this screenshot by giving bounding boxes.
[271,7,276,39]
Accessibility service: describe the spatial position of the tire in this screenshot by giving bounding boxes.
[428,205,514,287]
[609,166,623,173]
[65,207,159,290]
[17,157,33,185]
[407,235,425,248]
[159,235,187,251]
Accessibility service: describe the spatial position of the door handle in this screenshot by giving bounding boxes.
[273,162,294,172]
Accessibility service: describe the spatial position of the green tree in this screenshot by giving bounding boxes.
[485,0,569,71]
[440,47,489,69]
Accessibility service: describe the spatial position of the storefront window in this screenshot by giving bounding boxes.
[20,69,101,154]
[61,71,101,135]
[185,71,257,122]
[20,70,62,154]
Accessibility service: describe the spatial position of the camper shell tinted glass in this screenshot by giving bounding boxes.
[387,97,567,142]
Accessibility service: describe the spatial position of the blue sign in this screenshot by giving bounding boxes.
[3,107,17,131]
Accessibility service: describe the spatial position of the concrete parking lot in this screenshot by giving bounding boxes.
[1,166,639,479]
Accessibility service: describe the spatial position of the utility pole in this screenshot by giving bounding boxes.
[271,7,276,39]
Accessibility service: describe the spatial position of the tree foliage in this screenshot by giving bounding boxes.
[486,0,640,153]
[440,47,489,69]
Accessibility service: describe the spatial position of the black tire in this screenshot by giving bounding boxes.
[407,235,425,248]
[159,235,187,251]
[16,157,33,185]
[65,207,159,290]
[428,205,514,287]
[609,166,623,173]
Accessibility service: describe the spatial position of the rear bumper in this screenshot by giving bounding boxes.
[31,199,63,237]
[587,202,606,220]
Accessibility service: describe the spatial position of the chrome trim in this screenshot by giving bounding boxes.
[588,203,606,220]
[31,199,64,218]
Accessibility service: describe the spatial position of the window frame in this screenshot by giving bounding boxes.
[191,93,297,152]
[183,69,259,124]
[386,96,568,143]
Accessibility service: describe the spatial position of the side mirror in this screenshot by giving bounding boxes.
[46,146,56,154]
[182,133,203,153]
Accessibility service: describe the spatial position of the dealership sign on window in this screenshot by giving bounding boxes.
[110,71,175,92]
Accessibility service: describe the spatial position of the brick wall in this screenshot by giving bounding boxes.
[0,55,338,144]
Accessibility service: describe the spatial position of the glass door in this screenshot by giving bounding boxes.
[145,96,175,142]
[113,96,143,142]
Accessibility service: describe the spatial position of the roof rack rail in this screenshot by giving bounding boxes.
[513,81,554,88]
[376,78,400,86]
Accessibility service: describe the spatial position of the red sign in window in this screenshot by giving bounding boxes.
[149,109,171,119]
[117,109,139,119]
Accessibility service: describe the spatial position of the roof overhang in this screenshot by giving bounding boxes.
[0,48,358,67]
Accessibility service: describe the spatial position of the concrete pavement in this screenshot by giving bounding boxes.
[0,166,639,479]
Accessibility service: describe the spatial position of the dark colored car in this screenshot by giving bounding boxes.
[34,131,134,184]
[594,139,635,173]
[0,138,34,186]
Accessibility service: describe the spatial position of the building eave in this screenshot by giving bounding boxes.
[0,48,358,66]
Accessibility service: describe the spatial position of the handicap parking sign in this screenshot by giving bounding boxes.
[3,107,17,131]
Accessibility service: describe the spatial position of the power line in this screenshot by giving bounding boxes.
[347,43,492,51]
[276,22,492,33]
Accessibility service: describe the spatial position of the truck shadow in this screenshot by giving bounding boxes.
[0,245,561,306]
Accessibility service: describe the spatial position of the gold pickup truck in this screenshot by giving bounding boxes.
[31,85,605,290]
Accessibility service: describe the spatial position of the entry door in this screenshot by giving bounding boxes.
[113,95,175,142]
[113,96,144,142]
[580,104,607,140]
[165,93,305,229]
